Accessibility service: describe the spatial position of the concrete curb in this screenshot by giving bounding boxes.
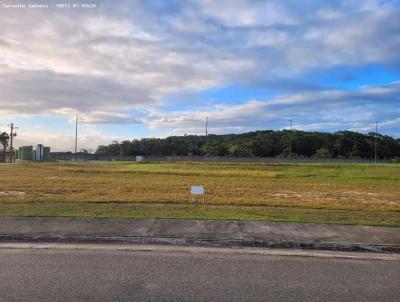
[2,217,399,254]
[1,234,399,254]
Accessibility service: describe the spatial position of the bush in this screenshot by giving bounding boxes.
[229,144,253,157]
[313,148,332,158]
[391,157,400,163]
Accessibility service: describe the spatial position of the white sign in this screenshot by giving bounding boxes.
[136,155,144,162]
[191,185,204,195]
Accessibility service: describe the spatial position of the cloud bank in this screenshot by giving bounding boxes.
[0,0,399,149]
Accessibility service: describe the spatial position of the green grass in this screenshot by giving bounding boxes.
[0,202,399,227]
[0,161,399,226]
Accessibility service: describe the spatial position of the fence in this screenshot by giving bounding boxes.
[0,151,15,163]
[49,153,390,164]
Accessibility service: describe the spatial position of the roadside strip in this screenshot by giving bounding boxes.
[1,217,399,254]
[1,233,399,254]
[1,242,400,261]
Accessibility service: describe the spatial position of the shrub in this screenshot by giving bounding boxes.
[391,157,400,163]
[313,148,332,158]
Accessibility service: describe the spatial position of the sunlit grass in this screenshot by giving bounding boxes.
[0,161,399,226]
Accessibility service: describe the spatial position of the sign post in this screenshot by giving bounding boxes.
[190,185,204,205]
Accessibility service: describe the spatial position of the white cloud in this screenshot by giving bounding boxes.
[145,82,400,135]
[0,0,399,149]
[13,123,126,152]
[195,0,296,27]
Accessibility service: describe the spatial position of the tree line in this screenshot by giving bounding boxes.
[95,130,400,160]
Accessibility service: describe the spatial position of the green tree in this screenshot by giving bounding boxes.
[333,131,354,158]
[313,148,331,158]
[202,141,229,156]
[229,144,253,157]
[251,137,275,156]
[279,147,298,158]
[0,132,10,162]
[94,130,400,159]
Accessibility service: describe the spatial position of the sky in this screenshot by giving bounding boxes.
[0,0,400,151]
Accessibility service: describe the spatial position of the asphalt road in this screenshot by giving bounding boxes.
[0,244,399,302]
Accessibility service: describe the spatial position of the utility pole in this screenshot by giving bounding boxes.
[205,117,208,137]
[9,123,17,163]
[74,114,78,162]
[289,119,293,159]
[374,121,378,164]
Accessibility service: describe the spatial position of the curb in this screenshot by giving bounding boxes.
[1,234,399,254]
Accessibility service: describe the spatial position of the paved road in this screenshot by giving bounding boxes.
[0,244,399,302]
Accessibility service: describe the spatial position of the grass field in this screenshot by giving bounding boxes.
[0,161,399,226]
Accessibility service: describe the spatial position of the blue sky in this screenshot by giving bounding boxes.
[0,0,400,151]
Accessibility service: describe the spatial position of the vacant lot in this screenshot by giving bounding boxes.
[0,162,399,226]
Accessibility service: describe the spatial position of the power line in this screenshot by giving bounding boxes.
[8,123,18,163]
[289,119,293,159]
[74,114,78,162]
[374,121,378,164]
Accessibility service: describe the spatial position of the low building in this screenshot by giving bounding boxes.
[18,146,33,161]
[18,145,51,161]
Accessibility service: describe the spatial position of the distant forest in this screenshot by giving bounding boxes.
[95,130,400,159]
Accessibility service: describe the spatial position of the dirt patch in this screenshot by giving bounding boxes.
[271,192,304,199]
[0,191,26,196]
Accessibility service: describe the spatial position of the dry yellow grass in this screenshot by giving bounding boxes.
[0,161,399,212]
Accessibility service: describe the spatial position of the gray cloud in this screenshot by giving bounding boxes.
[0,0,399,136]
[0,69,150,123]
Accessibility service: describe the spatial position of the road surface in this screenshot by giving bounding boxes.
[0,244,399,302]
